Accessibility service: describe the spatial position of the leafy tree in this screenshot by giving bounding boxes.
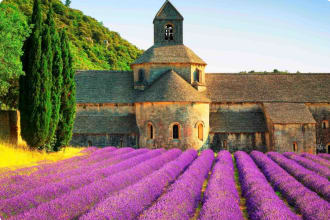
[65,0,71,7]
[46,4,63,148]
[2,0,143,71]
[19,0,52,150]
[54,29,76,151]
[0,4,30,108]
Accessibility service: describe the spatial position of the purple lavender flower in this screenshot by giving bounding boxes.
[268,152,330,202]
[235,151,300,220]
[0,148,150,218]
[301,153,330,169]
[198,150,243,220]
[318,154,330,161]
[251,151,330,220]
[11,149,181,220]
[0,147,133,201]
[138,150,214,220]
[81,149,198,220]
[283,152,330,179]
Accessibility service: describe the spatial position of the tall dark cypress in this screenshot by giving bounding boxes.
[19,0,52,149]
[54,30,76,151]
[46,4,63,149]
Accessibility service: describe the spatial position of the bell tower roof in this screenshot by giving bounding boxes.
[153,0,184,23]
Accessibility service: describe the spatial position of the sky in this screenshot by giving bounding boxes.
[20,0,330,72]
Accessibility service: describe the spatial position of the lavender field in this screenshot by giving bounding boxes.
[0,147,329,220]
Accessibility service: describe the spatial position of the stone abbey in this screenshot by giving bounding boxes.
[1,1,329,153]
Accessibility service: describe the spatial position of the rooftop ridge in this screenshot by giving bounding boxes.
[76,70,133,74]
[206,73,330,75]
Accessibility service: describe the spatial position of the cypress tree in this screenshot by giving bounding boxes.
[54,30,76,151]
[46,4,63,149]
[19,0,52,149]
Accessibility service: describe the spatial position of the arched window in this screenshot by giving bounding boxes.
[138,69,145,82]
[165,24,174,41]
[147,123,154,140]
[322,120,328,129]
[198,123,203,140]
[173,124,179,139]
[293,142,298,152]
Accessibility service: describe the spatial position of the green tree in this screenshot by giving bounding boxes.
[19,0,52,150]
[65,0,71,7]
[54,29,76,151]
[0,4,30,108]
[46,5,63,149]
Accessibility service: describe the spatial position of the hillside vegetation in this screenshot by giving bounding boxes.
[2,0,143,70]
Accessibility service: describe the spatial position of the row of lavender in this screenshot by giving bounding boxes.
[1,146,329,220]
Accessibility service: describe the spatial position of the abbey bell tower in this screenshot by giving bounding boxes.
[153,0,184,46]
[131,0,207,91]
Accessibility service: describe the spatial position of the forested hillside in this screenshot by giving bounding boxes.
[2,0,143,70]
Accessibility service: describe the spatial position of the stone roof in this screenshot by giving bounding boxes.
[154,0,183,22]
[210,111,267,133]
[206,73,330,103]
[73,114,139,134]
[75,71,137,104]
[135,70,211,103]
[263,103,316,124]
[132,45,206,65]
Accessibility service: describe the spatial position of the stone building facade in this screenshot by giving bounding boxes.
[1,1,329,153]
[70,1,330,153]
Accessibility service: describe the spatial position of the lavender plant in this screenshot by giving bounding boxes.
[0,148,151,218]
[81,149,198,220]
[268,152,330,202]
[283,152,330,179]
[11,149,181,220]
[318,154,330,161]
[138,150,214,220]
[199,150,244,220]
[0,147,133,200]
[235,151,300,220]
[251,151,330,220]
[301,153,330,169]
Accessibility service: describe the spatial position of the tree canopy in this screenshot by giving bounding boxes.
[0,4,31,108]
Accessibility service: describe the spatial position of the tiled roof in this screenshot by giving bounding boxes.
[154,0,184,21]
[135,70,211,103]
[210,111,267,133]
[75,71,137,104]
[263,103,316,124]
[206,73,330,103]
[132,45,206,65]
[73,114,138,134]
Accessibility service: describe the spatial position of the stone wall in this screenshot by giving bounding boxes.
[135,102,209,150]
[273,124,316,153]
[154,19,183,45]
[132,63,205,87]
[209,132,266,153]
[72,104,138,147]
[307,103,330,152]
[0,110,20,144]
[76,103,135,116]
[71,134,138,147]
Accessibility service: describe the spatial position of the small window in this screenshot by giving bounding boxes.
[173,124,179,139]
[322,120,328,129]
[194,69,201,83]
[147,124,154,140]
[293,142,298,152]
[198,123,203,140]
[88,140,92,147]
[165,24,174,41]
[138,69,145,82]
[223,140,227,150]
